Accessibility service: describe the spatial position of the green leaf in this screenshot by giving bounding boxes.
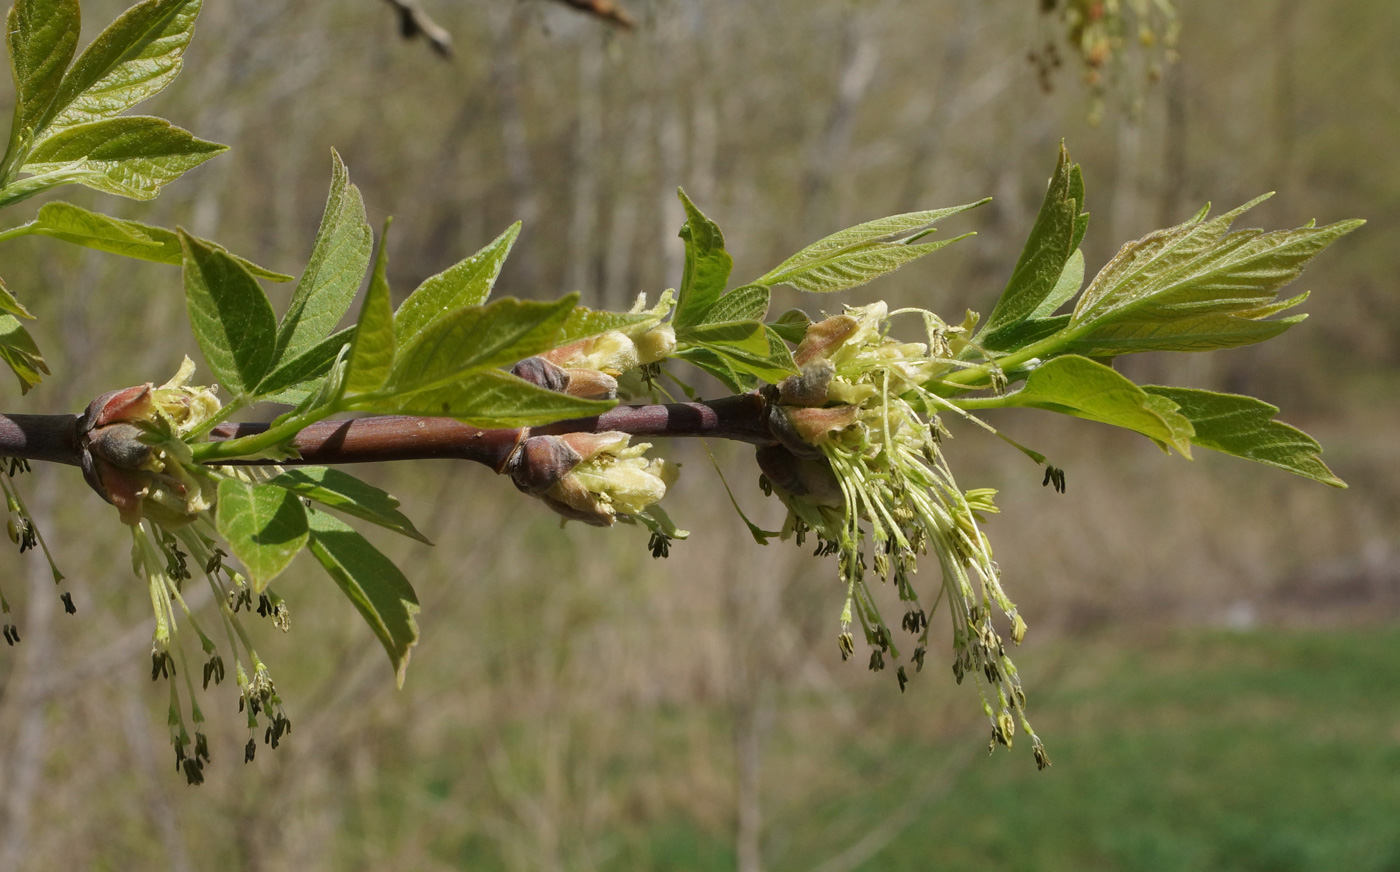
[672,345,753,393]
[673,189,733,328]
[254,327,352,404]
[694,326,797,384]
[273,149,372,366]
[394,221,520,351]
[23,201,290,279]
[1031,248,1085,319]
[1142,387,1345,488]
[0,277,34,320]
[267,467,430,543]
[1002,355,1194,455]
[387,295,577,395]
[215,478,309,592]
[0,313,48,393]
[679,319,769,352]
[704,283,770,324]
[306,511,419,688]
[358,368,613,428]
[756,200,987,293]
[768,308,812,344]
[21,116,225,200]
[6,0,80,142]
[556,306,655,346]
[983,145,1087,334]
[343,218,396,397]
[41,0,201,132]
[179,230,277,397]
[1069,198,1363,355]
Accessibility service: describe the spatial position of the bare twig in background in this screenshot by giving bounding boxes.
[380,0,454,57]
[551,0,635,30]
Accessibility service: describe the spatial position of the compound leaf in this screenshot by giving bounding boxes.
[361,367,613,428]
[343,218,395,397]
[0,313,47,393]
[6,0,79,142]
[757,200,986,293]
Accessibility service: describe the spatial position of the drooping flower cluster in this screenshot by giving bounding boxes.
[761,303,1047,767]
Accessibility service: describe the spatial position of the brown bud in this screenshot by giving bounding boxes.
[783,405,859,447]
[510,435,583,494]
[776,359,835,407]
[80,384,153,431]
[562,368,618,400]
[794,314,858,366]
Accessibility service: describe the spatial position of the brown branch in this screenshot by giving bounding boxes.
[550,0,635,30]
[380,0,454,57]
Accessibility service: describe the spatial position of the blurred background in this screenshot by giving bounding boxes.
[0,0,1397,869]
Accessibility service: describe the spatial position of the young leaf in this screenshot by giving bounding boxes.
[215,478,309,592]
[1002,355,1194,455]
[672,189,733,328]
[361,368,613,428]
[179,230,277,397]
[253,327,352,404]
[266,467,430,543]
[983,145,1087,334]
[20,116,225,200]
[556,306,655,346]
[671,345,753,393]
[1069,198,1363,356]
[1142,387,1345,488]
[387,295,578,395]
[5,0,80,146]
[0,313,48,393]
[703,283,771,324]
[343,218,395,397]
[1031,247,1085,320]
[306,511,419,689]
[273,150,372,366]
[40,0,201,133]
[0,277,33,320]
[768,307,812,344]
[394,221,520,351]
[692,326,797,384]
[756,201,987,294]
[21,201,289,279]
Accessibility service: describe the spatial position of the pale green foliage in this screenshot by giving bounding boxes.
[214,478,309,592]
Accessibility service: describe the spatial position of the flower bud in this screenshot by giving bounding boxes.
[794,314,859,366]
[636,324,676,364]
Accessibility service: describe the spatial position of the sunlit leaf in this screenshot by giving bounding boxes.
[0,314,48,393]
[306,511,420,688]
[21,115,225,200]
[394,221,520,350]
[179,230,277,397]
[6,0,79,140]
[273,149,372,366]
[267,467,430,543]
[673,189,732,328]
[387,295,577,395]
[215,478,309,592]
[24,201,290,279]
[343,218,395,397]
[1142,386,1345,488]
[1003,355,1194,455]
[757,200,986,293]
[358,367,613,428]
[1069,197,1363,355]
[0,277,34,320]
[43,0,202,132]
[984,145,1087,334]
[704,283,770,323]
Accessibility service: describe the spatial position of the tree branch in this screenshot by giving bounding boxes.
[0,394,775,471]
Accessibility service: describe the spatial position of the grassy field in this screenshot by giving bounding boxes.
[646,625,1400,872]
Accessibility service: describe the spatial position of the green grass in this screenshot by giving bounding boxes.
[771,626,1400,872]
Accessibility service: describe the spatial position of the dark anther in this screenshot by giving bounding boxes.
[837,632,855,662]
[60,592,76,614]
[868,649,885,672]
[257,594,272,617]
[182,757,205,786]
[3,623,16,645]
[897,666,909,692]
[195,732,210,765]
[648,531,671,559]
[1042,465,1066,494]
[245,738,256,764]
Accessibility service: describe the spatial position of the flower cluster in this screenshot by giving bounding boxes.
[761,303,1047,767]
